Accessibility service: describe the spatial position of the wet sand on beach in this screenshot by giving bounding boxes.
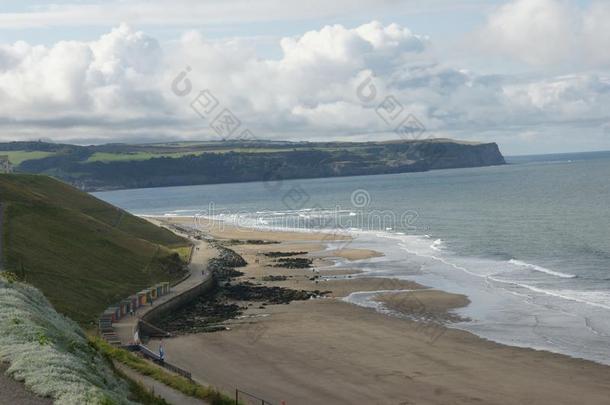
[148,216,610,405]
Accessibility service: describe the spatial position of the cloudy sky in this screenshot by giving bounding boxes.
[0,0,609,155]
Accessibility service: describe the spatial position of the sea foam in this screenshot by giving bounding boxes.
[509,259,577,279]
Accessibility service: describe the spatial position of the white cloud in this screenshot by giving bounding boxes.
[163,21,429,134]
[582,2,610,67]
[0,23,168,132]
[0,20,608,154]
[479,0,577,66]
[0,1,493,29]
[478,0,610,68]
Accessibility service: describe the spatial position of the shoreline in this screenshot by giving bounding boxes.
[149,214,610,361]
[170,214,610,367]
[149,215,610,364]
[145,215,610,404]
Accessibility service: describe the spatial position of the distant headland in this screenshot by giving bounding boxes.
[0,139,505,191]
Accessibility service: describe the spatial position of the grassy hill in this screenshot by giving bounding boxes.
[0,174,190,324]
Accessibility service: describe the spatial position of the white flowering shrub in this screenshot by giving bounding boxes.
[0,274,134,404]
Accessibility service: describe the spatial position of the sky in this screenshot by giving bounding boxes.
[0,0,609,155]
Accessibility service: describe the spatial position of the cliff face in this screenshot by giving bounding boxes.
[6,139,506,190]
[423,141,506,170]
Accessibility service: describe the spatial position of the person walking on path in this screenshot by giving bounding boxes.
[159,340,165,363]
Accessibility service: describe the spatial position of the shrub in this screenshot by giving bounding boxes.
[0,274,134,404]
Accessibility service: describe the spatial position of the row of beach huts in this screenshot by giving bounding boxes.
[99,282,171,345]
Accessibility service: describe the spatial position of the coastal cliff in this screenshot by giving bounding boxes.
[2,139,505,191]
[424,141,505,170]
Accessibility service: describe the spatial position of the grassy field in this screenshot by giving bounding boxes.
[0,150,56,165]
[86,148,297,162]
[0,174,190,324]
[172,245,193,262]
[86,151,206,163]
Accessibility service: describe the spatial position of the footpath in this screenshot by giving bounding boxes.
[111,227,218,405]
[113,238,214,344]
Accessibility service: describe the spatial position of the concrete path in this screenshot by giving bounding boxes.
[114,362,206,405]
[113,238,215,344]
[109,233,218,405]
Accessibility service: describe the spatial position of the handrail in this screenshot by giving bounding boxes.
[136,344,193,379]
[235,388,275,405]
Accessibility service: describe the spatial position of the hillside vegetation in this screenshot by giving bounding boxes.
[0,139,506,191]
[0,174,189,324]
[0,273,132,404]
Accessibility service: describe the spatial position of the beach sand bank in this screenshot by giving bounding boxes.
[149,216,610,404]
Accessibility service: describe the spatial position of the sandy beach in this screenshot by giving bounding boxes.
[150,216,610,404]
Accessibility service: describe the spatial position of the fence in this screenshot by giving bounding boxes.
[123,347,276,403]
[131,344,193,379]
[235,389,275,405]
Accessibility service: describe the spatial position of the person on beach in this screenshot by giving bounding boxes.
[159,341,165,362]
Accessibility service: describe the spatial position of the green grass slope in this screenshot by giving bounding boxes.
[0,174,189,324]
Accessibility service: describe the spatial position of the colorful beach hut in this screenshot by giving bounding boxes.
[155,284,163,298]
[108,307,119,322]
[114,304,123,321]
[129,295,138,311]
[98,320,113,333]
[138,291,148,306]
[150,286,157,300]
[99,313,112,324]
[121,300,132,316]
[161,282,170,295]
[119,301,129,318]
[100,310,115,326]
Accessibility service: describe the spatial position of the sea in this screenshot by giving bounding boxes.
[94,150,610,365]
